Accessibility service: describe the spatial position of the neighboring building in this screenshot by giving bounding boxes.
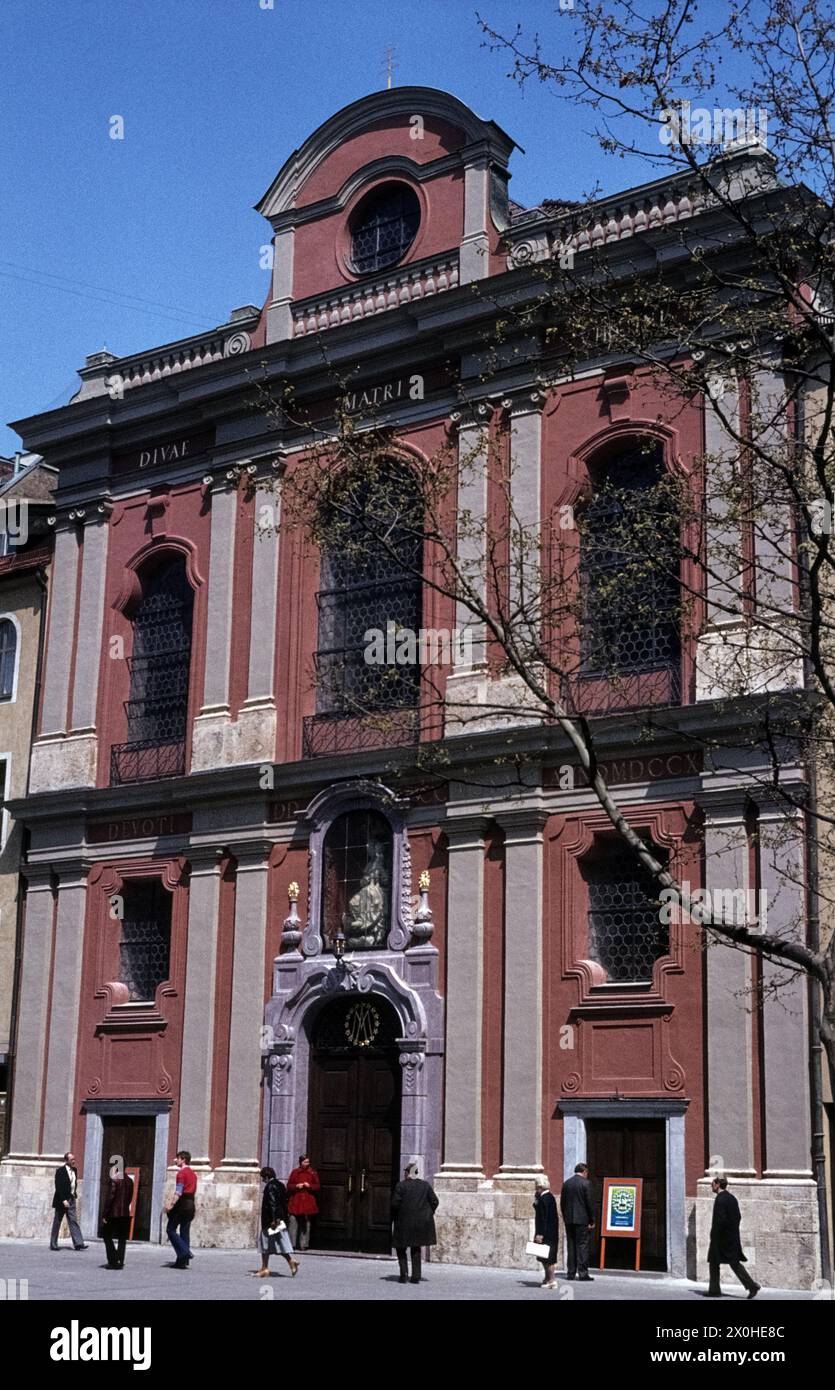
[0,88,820,1286]
[0,452,54,1149]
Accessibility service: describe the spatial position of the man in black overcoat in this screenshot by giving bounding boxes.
[706,1175,761,1298]
[391,1161,439,1285]
[560,1163,595,1281]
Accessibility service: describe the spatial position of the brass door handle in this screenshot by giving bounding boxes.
[360,1168,367,1195]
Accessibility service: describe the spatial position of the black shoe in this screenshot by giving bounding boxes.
[566,1274,576,1280]
[747,1283,761,1300]
[399,1275,407,1284]
[577,1275,594,1282]
[705,1290,723,1298]
[106,1262,119,1269]
[49,1245,59,1251]
[173,1258,188,1269]
[73,1244,89,1251]
[409,1277,421,1284]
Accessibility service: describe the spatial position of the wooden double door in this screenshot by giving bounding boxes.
[97,1116,155,1241]
[308,1018,401,1252]
[585,1117,667,1270]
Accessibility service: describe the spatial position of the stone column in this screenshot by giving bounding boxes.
[41,866,88,1156]
[438,817,487,1177]
[30,524,88,793]
[460,161,490,283]
[700,794,756,1175]
[177,848,224,1165]
[265,225,295,342]
[222,845,270,1168]
[7,873,56,1156]
[755,796,818,1287]
[493,806,548,1179]
[191,481,239,771]
[697,374,744,702]
[69,517,110,734]
[445,411,490,734]
[507,396,542,625]
[236,480,280,762]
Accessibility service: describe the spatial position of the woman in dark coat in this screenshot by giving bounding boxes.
[533,1177,559,1289]
[255,1167,299,1278]
[391,1162,439,1284]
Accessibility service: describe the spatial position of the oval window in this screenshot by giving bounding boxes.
[350,184,420,276]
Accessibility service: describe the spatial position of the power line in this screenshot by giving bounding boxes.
[0,263,215,331]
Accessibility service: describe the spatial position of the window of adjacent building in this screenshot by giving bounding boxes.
[584,844,669,984]
[321,809,393,952]
[118,878,172,1003]
[350,184,420,275]
[0,619,18,700]
[315,462,422,717]
[579,448,680,678]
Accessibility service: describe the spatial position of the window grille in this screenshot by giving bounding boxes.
[585,846,669,983]
[314,464,422,719]
[111,557,193,783]
[0,620,16,699]
[580,451,680,677]
[321,809,393,952]
[351,185,420,275]
[118,878,172,1002]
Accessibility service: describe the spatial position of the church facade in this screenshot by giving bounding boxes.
[0,87,820,1287]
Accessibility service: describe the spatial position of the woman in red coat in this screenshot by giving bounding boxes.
[286,1155,320,1251]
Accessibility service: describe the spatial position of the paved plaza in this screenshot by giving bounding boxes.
[0,1239,815,1302]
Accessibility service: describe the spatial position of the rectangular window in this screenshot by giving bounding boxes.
[118,879,172,1003]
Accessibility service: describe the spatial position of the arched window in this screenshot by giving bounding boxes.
[314,461,422,725]
[111,554,194,783]
[321,809,393,952]
[350,184,420,275]
[0,619,18,700]
[584,843,669,984]
[580,447,680,681]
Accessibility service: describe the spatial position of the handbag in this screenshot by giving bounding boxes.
[526,1239,548,1258]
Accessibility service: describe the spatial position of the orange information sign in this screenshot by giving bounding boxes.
[126,1167,140,1242]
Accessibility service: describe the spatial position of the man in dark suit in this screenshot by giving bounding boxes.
[50,1152,88,1251]
[391,1161,439,1285]
[560,1163,595,1281]
[707,1175,761,1298]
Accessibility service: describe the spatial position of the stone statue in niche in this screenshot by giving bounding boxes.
[343,837,389,949]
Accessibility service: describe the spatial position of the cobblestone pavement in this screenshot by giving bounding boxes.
[0,1238,815,1301]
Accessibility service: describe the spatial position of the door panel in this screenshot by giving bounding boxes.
[98,1116,155,1241]
[585,1118,667,1271]
[307,1010,401,1252]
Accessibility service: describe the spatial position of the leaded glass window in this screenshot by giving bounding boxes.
[585,845,669,983]
[321,809,393,952]
[350,185,420,275]
[0,620,17,700]
[125,557,194,746]
[315,463,422,716]
[118,878,172,1002]
[580,449,680,676]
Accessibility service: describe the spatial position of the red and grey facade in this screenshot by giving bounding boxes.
[0,87,819,1285]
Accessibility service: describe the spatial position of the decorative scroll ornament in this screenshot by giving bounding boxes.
[344,1000,381,1048]
[412,869,434,944]
[224,330,251,357]
[281,881,303,950]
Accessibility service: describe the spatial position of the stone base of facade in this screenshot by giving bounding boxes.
[0,1156,68,1239]
[183,1164,261,1249]
[190,703,276,771]
[29,733,97,792]
[433,1170,538,1266]
[695,1175,820,1290]
[0,1156,261,1249]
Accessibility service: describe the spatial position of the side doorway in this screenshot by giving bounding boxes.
[97,1115,155,1240]
[585,1117,667,1271]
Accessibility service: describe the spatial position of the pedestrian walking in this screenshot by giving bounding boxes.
[286,1153,320,1251]
[560,1163,595,1281]
[50,1152,88,1251]
[533,1177,559,1288]
[706,1175,761,1298]
[102,1167,135,1270]
[391,1161,438,1285]
[255,1167,299,1278]
[166,1150,197,1269]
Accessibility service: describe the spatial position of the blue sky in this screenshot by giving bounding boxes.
[0,0,752,454]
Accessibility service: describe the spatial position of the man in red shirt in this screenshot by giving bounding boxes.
[166,1150,197,1269]
[286,1154,320,1251]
